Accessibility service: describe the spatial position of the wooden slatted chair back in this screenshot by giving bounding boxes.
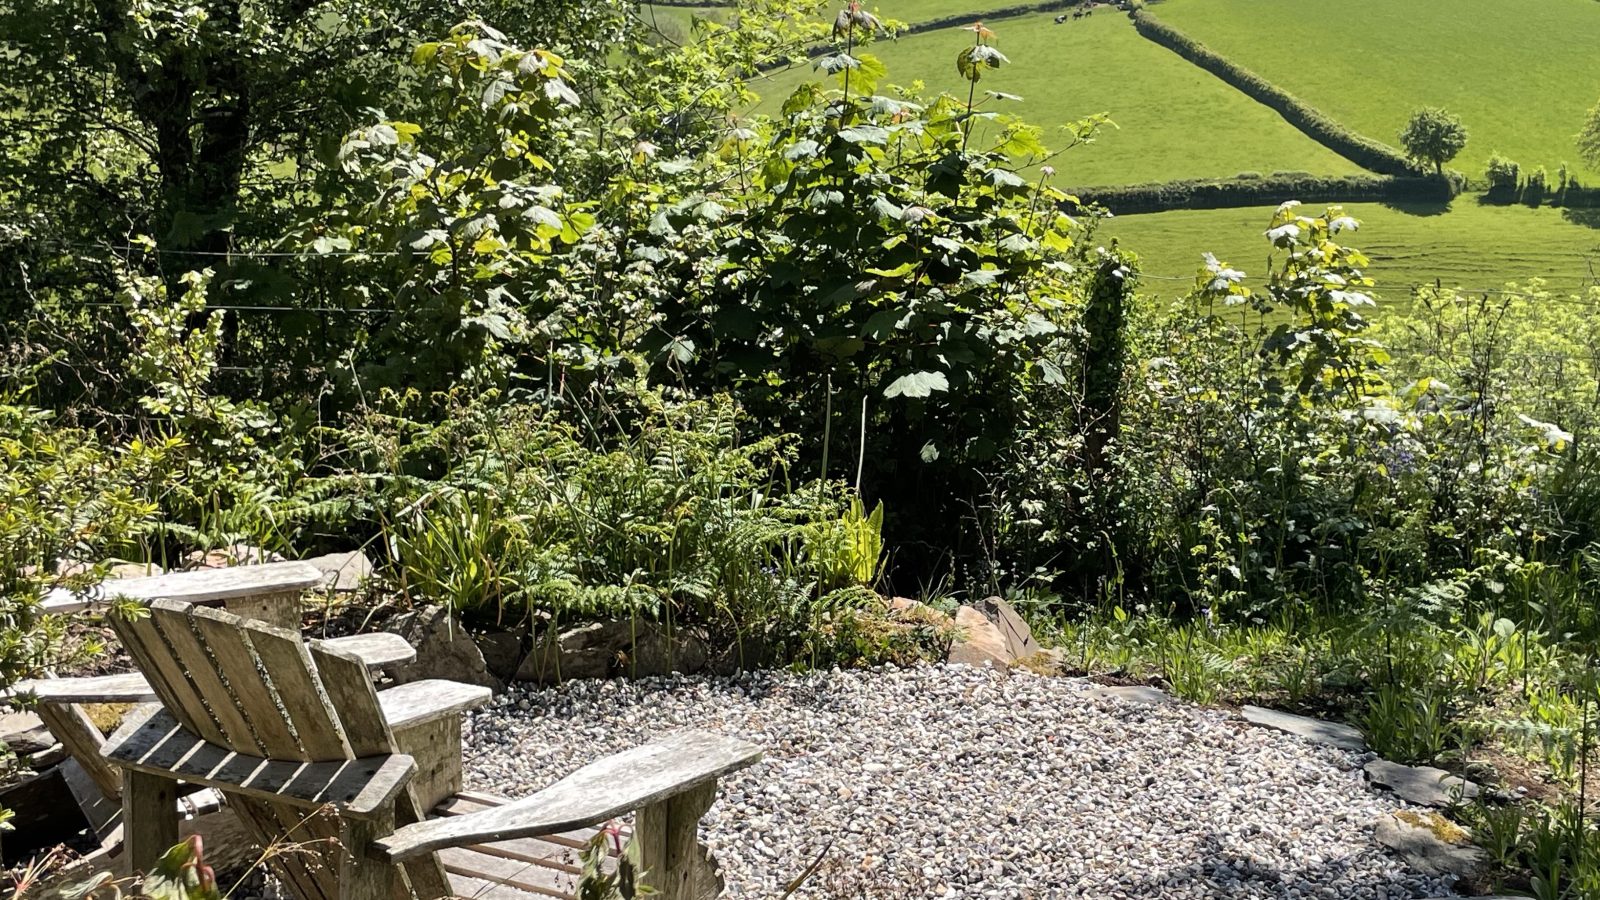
[110,599,354,761]
[109,599,451,900]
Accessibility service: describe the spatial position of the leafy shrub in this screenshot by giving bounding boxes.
[0,394,171,688]
[621,37,1107,581]
[1485,151,1522,201]
[1130,11,1416,176]
[1525,165,1550,205]
[341,385,884,650]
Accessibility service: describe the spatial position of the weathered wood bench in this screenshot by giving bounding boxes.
[40,560,324,629]
[103,599,761,900]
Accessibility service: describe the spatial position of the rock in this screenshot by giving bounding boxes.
[1365,759,1480,807]
[977,596,1040,660]
[0,711,54,755]
[1087,684,1176,706]
[946,605,1012,671]
[301,550,374,593]
[52,559,162,579]
[515,621,709,683]
[54,558,93,578]
[386,605,501,692]
[519,621,631,683]
[630,627,710,677]
[1015,647,1071,675]
[886,597,954,629]
[475,629,528,682]
[186,543,285,569]
[1241,705,1367,751]
[25,743,67,769]
[1374,811,1489,882]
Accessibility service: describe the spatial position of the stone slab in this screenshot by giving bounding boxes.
[302,550,375,593]
[1241,705,1366,751]
[0,711,53,754]
[1087,684,1175,706]
[1365,759,1479,807]
[1374,811,1488,882]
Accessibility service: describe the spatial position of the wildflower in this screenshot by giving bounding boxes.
[1517,413,1574,451]
[833,2,881,40]
[603,820,626,854]
[962,21,997,41]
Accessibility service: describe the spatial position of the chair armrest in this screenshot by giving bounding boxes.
[317,632,417,668]
[102,709,414,818]
[374,731,762,862]
[4,673,158,704]
[377,680,493,731]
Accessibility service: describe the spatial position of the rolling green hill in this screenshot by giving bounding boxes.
[754,13,1365,185]
[1152,0,1600,179]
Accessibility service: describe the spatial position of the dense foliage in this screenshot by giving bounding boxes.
[3,0,1600,891]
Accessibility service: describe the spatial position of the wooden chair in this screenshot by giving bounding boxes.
[101,599,761,900]
[8,631,416,848]
[7,559,416,850]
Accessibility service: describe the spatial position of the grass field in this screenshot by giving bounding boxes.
[753,14,1365,185]
[636,4,733,41]
[1101,198,1600,295]
[869,0,1043,23]
[637,0,1037,36]
[1153,0,1600,180]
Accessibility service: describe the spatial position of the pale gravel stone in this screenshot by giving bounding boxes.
[462,664,1460,899]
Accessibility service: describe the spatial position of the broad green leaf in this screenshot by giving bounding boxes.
[884,371,949,399]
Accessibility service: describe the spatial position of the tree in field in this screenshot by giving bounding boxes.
[1398,107,1468,174]
[1580,97,1600,171]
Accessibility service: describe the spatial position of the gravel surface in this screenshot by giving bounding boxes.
[462,665,1456,899]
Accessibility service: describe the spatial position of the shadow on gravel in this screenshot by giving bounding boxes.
[1104,831,1429,898]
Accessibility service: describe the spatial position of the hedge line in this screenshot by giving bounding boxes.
[906,0,1081,37]
[1484,183,1600,210]
[1063,172,1459,216]
[759,0,1085,72]
[1130,11,1417,177]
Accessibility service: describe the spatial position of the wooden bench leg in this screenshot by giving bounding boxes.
[36,702,122,799]
[391,716,462,813]
[339,809,397,900]
[123,769,178,874]
[636,781,723,900]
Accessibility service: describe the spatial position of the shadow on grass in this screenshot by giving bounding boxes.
[1379,197,1454,217]
[1562,207,1600,230]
